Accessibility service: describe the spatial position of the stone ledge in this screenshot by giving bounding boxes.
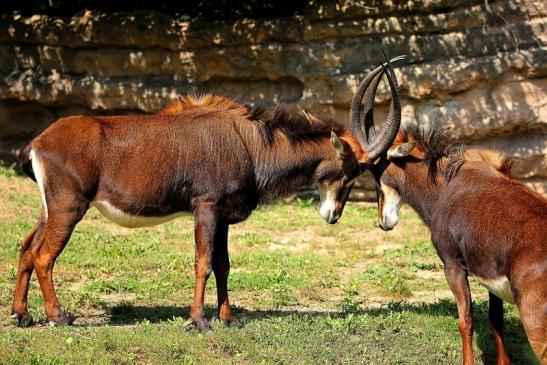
[1,4,544,52]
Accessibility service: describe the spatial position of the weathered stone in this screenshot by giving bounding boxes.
[413,78,547,141]
[473,134,547,179]
[0,0,545,198]
[0,101,55,139]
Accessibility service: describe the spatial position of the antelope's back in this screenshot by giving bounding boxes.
[27,111,258,214]
[438,163,547,276]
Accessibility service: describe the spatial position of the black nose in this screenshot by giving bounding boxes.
[379,222,392,231]
[328,217,339,224]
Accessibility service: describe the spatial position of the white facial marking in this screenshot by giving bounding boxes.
[473,275,515,304]
[30,150,48,219]
[92,200,186,228]
[380,182,402,230]
[317,182,339,223]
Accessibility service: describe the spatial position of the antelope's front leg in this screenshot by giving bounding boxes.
[188,202,217,332]
[212,221,240,327]
[444,264,475,365]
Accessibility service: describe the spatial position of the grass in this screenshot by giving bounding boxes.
[0,167,538,364]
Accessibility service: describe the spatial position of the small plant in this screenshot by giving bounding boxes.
[296,197,315,208]
[362,262,412,299]
[233,232,268,247]
[0,164,17,178]
[338,296,360,313]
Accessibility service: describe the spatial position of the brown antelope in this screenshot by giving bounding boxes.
[351,64,546,363]
[11,57,404,331]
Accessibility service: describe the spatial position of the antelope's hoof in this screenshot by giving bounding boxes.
[11,311,34,327]
[219,316,242,328]
[183,316,212,334]
[47,313,74,327]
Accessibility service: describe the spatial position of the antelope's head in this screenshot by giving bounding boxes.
[314,55,405,224]
[348,55,414,231]
[374,136,426,231]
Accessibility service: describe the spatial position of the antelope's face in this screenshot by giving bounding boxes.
[376,179,402,231]
[316,131,364,224]
[313,53,406,225]
[375,141,419,231]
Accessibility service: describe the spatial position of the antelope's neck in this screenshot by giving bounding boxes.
[396,162,444,227]
[251,134,331,203]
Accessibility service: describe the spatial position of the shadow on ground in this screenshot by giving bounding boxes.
[102,299,535,365]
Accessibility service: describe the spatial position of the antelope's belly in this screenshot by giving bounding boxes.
[92,200,185,228]
[473,275,515,304]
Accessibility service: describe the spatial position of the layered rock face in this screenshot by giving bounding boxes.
[0,0,545,199]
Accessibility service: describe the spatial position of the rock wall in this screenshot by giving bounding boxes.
[0,0,545,199]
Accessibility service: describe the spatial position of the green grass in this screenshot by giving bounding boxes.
[0,168,538,364]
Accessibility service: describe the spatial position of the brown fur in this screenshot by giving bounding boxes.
[159,94,250,117]
[445,147,514,181]
[373,126,547,364]
[393,125,514,183]
[158,94,348,147]
[12,94,368,331]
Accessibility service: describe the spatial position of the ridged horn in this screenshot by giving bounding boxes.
[349,55,406,148]
[365,56,402,162]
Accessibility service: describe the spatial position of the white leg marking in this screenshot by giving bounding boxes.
[30,150,48,219]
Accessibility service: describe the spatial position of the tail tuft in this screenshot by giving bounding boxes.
[19,145,36,182]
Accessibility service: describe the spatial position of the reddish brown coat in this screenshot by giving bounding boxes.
[373,126,547,364]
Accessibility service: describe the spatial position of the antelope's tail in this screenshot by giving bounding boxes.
[20,144,36,182]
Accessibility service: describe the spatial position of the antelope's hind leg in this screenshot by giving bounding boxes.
[516,281,547,363]
[33,193,88,326]
[488,293,511,365]
[11,217,45,327]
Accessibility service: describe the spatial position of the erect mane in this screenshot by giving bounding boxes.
[158,94,250,116]
[248,106,347,145]
[398,124,512,182]
[158,94,347,145]
[445,147,513,181]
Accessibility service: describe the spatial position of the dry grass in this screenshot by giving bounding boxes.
[0,168,537,364]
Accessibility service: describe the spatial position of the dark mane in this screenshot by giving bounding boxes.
[246,105,347,145]
[398,124,453,182]
[159,94,346,146]
[397,124,512,183]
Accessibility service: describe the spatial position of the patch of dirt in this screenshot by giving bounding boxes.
[100,292,137,303]
[409,290,454,303]
[371,242,404,254]
[414,270,444,280]
[72,308,109,326]
[0,176,40,220]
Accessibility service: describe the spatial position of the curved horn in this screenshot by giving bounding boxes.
[350,55,406,147]
[350,65,385,147]
[361,70,384,144]
[365,59,402,162]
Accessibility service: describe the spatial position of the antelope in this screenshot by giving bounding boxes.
[11,57,404,331]
[351,63,546,364]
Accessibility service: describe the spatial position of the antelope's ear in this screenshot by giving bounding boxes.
[387,142,417,159]
[330,131,347,156]
[303,109,320,123]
